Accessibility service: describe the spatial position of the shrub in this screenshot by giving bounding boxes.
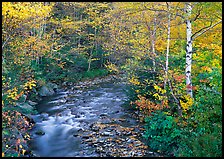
[175,86,222,157]
[82,69,108,79]
[143,111,181,156]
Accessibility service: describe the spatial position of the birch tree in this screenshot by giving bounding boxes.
[185,2,222,98]
[185,2,193,98]
[164,2,171,89]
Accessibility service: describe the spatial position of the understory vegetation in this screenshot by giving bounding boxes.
[2,2,222,157]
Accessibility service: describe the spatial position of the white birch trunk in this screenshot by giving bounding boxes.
[152,17,157,72]
[185,3,193,98]
[164,2,171,89]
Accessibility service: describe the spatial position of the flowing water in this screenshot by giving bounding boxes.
[28,81,155,157]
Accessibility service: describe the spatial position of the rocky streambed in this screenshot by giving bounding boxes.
[28,76,160,157]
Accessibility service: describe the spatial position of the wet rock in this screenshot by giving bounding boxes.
[96,137,106,143]
[99,113,108,117]
[127,139,133,143]
[124,131,132,135]
[35,130,45,136]
[84,138,92,142]
[91,125,100,131]
[28,100,38,106]
[134,143,142,147]
[39,85,55,97]
[20,94,27,103]
[81,131,94,139]
[73,133,79,137]
[82,135,90,139]
[17,102,34,111]
[62,81,67,86]
[96,146,104,152]
[93,143,98,147]
[75,114,81,118]
[101,131,113,136]
[40,113,49,120]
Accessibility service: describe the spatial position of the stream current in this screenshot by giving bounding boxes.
[28,80,156,157]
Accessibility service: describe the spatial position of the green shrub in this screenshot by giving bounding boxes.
[175,85,222,157]
[177,131,222,157]
[143,111,181,156]
[82,69,109,79]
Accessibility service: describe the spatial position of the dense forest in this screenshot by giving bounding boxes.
[2,2,222,157]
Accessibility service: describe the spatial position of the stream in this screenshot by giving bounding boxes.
[28,79,158,157]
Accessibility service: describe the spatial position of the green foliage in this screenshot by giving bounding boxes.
[144,111,181,155]
[143,72,222,157]
[125,58,161,102]
[177,131,222,157]
[82,69,109,79]
[175,85,222,157]
[60,68,109,83]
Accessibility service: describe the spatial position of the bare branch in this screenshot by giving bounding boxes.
[191,21,212,38]
[167,78,182,116]
[192,20,222,40]
[2,36,11,50]
[192,8,201,22]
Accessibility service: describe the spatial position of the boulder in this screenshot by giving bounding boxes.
[28,100,38,106]
[39,85,55,97]
[38,82,58,97]
[46,82,58,91]
[20,94,27,103]
[17,102,34,111]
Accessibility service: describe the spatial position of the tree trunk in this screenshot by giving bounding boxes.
[87,51,92,72]
[164,2,171,89]
[87,40,93,71]
[185,2,193,98]
[78,14,82,53]
[151,16,157,72]
[87,60,91,72]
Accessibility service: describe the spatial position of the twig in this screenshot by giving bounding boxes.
[192,20,222,40]
[167,78,182,117]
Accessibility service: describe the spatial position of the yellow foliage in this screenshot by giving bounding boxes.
[7,87,18,101]
[180,95,194,112]
[153,93,161,100]
[21,149,26,155]
[129,76,140,85]
[155,38,166,53]
[23,80,36,90]
[201,66,212,73]
[211,59,221,69]
[154,85,166,94]
[105,62,119,74]
[2,2,53,26]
